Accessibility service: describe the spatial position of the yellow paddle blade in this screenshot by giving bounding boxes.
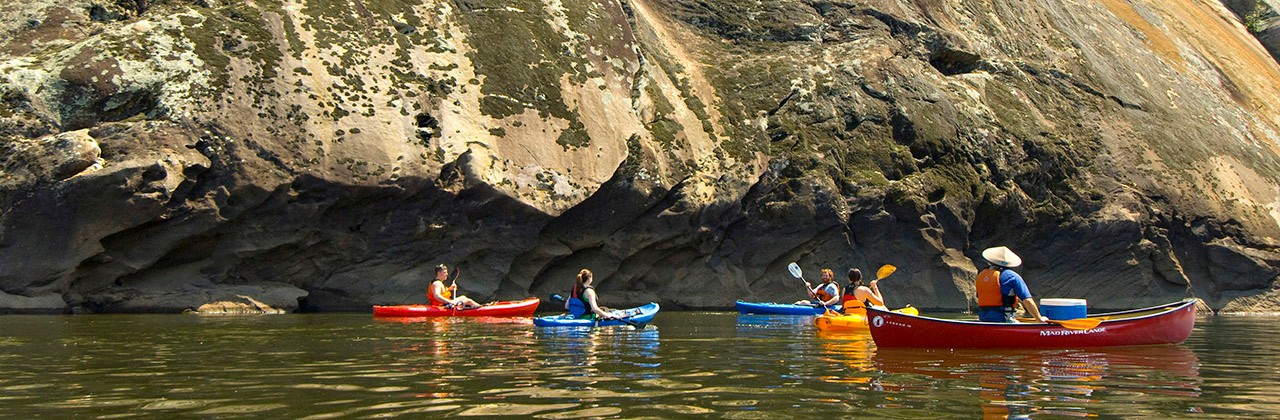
[875,264,896,280]
[1049,317,1103,330]
[893,306,919,316]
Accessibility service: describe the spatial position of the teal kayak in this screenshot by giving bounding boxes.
[533,303,660,327]
[735,300,838,315]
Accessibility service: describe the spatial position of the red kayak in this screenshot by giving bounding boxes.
[867,299,1197,348]
[373,298,540,317]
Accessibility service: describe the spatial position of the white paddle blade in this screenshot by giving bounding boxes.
[787,262,803,279]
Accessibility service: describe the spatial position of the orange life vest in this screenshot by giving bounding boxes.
[841,292,867,316]
[976,268,1009,308]
[428,280,452,306]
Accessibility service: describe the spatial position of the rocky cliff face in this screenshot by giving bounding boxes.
[3,0,1280,314]
[1223,0,1280,61]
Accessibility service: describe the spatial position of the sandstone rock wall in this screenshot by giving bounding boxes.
[2,0,1279,313]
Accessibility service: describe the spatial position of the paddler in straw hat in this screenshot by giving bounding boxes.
[975,246,1047,323]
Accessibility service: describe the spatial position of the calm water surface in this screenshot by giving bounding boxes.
[1,312,1276,418]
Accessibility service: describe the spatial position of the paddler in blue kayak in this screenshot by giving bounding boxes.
[566,269,619,320]
[794,268,841,307]
[975,246,1047,323]
[428,264,480,310]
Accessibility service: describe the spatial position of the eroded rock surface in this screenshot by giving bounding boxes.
[2,0,1279,313]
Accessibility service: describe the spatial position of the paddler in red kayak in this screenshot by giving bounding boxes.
[428,264,480,310]
[975,246,1047,323]
[566,269,618,320]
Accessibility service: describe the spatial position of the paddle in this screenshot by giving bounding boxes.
[613,314,647,330]
[595,307,647,329]
[447,268,479,310]
[449,267,461,296]
[787,262,838,316]
[549,293,567,306]
[874,264,896,281]
[867,264,896,308]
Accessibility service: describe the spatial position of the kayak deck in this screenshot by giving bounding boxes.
[533,303,660,327]
[373,298,541,317]
[735,300,837,315]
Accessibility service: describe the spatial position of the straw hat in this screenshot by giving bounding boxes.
[982,246,1022,268]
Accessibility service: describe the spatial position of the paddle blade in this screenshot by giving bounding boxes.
[1050,317,1103,330]
[787,262,803,279]
[875,264,896,280]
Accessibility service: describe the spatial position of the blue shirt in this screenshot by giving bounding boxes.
[1000,269,1032,300]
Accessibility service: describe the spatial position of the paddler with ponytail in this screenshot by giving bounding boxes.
[841,268,886,316]
[975,246,1047,323]
[566,269,618,320]
[428,264,480,310]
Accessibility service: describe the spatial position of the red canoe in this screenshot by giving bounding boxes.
[373,298,540,317]
[867,299,1197,348]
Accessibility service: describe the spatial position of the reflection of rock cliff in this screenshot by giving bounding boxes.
[2,0,1279,314]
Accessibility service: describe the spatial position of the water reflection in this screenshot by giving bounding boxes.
[535,327,661,369]
[7,313,1280,418]
[874,345,1201,418]
[815,331,877,384]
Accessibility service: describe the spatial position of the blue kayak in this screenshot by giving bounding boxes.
[735,300,838,315]
[533,303,660,327]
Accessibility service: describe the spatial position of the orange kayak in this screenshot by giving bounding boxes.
[815,306,919,332]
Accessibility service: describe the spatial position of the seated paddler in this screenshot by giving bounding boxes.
[428,264,480,310]
[841,268,886,316]
[795,268,841,308]
[975,246,1047,323]
[566,269,618,320]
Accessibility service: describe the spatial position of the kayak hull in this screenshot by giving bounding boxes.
[735,300,837,315]
[373,298,540,317]
[533,303,660,327]
[815,307,919,333]
[867,300,1198,348]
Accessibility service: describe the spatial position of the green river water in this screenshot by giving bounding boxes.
[1,312,1276,418]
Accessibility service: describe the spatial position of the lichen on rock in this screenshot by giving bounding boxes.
[1,0,1279,313]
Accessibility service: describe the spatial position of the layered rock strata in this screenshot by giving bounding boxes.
[2,0,1279,313]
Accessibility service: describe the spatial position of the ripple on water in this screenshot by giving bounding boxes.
[364,404,462,417]
[193,403,289,414]
[533,406,624,418]
[292,399,451,419]
[141,399,218,410]
[365,400,453,410]
[42,397,156,409]
[633,378,702,390]
[368,386,411,392]
[710,399,759,407]
[632,404,717,415]
[1,384,56,391]
[290,383,367,392]
[455,403,579,416]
